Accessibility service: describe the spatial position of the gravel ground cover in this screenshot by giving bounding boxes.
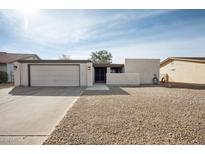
[44,87,205,144]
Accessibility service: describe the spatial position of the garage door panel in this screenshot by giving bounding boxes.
[31,65,78,71]
[32,75,79,80]
[30,65,80,86]
[31,71,79,78]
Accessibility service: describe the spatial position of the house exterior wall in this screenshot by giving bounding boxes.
[79,62,93,87]
[125,59,160,84]
[107,67,111,73]
[79,63,87,87]
[14,62,93,87]
[14,62,21,86]
[92,67,95,84]
[106,73,140,86]
[86,63,93,86]
[160,60,205,84]
[20,63,28,86]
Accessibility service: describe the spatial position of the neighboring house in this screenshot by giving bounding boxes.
[14,58,160,87]
[160,57,205,84]
[0,52,40,82]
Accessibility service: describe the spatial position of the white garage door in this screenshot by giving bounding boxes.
[30,65,80,86]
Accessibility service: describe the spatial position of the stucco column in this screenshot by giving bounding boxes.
[107,67,111,73]
[87,62,93,87]
[14,62,21,86]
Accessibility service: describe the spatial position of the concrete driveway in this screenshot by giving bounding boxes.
[0,86,82,144]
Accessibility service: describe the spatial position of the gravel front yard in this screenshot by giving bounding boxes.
[44,87,205,144]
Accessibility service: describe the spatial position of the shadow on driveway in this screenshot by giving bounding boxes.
[9,86,83,96]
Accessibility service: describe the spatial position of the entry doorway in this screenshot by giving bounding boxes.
[95,67,107,83]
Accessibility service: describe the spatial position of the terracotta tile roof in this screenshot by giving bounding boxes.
[0,52,40,64]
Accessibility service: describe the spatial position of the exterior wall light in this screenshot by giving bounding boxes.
[14,65,18,70]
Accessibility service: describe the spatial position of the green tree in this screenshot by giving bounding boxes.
[90,50,112,63]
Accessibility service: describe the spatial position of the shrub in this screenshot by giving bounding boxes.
[0,71,8,83]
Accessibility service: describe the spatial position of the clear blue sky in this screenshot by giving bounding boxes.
[0,9,205,63]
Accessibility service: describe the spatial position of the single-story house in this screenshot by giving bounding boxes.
[0,52,40,82]
[160,57,205,84]
[14,58,160,87]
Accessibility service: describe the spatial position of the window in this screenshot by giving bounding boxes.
[111,68,122,73]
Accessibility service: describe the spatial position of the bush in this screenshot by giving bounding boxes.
[0,71,8,83]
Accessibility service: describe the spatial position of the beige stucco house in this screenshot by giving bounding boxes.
[0,52,40,82]
[14,58,160,87]
[160,57,205,84]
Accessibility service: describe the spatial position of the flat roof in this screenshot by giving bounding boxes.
[18,59,92,63]
[93,63,124,67]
